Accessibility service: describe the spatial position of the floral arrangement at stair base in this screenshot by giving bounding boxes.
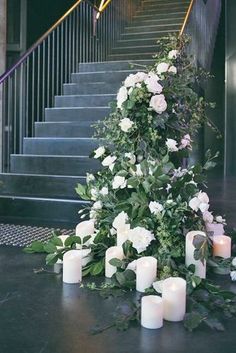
[25,35,236,332]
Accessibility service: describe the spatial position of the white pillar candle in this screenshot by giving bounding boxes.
[141,295,163,329]
[213,235,231,258]
[105,246,124,278]
[185,231,206,279]
[56,235,69,264]
[117,230,129,246]
[162,277,186,322]
[136,256,157,293]
[63,250,82,284]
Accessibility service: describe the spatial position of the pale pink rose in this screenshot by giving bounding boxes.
[149,94,167,114]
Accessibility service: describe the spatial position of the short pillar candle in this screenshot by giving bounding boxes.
[136,256,157,293]
[162,277,186,322]
[141,295,163,329]
[105,246,124,278]
[185,231,206,279]
[213,235,231,258]
[63,250,82,284]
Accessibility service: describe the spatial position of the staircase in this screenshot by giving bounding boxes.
[0,0,190,228]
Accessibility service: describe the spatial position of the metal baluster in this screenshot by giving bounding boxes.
[42,40,46,121]
[65,18,68,83]
[37,46,41,123]
[47,35,51,108]
[52,31,55,102]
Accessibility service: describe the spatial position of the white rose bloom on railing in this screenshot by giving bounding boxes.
[189,191,210,213]
[144,75,163,94]
[156,62,169,74]
[112,175,127,190]
[168,49,178,59]
[112,211,129,233]
[117,86,128,109]
[94,146,105,159]
[166,138,178,152]
[124,72,148,88]
[100,187,108,196]
[90,187,99,201]
[128,227,155,253]
[92,201,103,210]
[149,94,167,114]
[102,155,117,168]
[168,65,177,74]
[119,117,134,132]
[86,173,95,183]
[125,152,136,165]
[149,201,164,215]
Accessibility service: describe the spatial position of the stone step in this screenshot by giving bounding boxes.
[10,155,100,176]
[110,45,160,55]
[23,138,99,156]
[63,82,120,95]
[136,4,189,15]
[0,196,87,228]
[71,70,137,84]
[0,173,84,199]
[45,107,110,122]
[35,122,94,138]
[133,11,187,21]
[125,16,185,28]
[107,52,160,61]
[120,29,177,41]
[54,94,115,108]
[114,38,158,48]
[141,0,190,10]
[78,60,154,72]
[124,23,182,34]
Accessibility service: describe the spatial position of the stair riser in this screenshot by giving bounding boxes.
[128,17,185,27]
[78,60,154,72]
[35,122,94,138]
[55,95,115,108]
[120,30,177,41]
[111,45,160,55]
[124,24,181,34]
[23,138,99,156]
[136,5,189,15]
[45,107,110,122]
[10,155,100,176]
[141,1,190,10]
[71,70,137,84]
[133,11,187,21]
[63,83,120,95]
[0,174,84,199]
[142,0,189,3]
[108,53,159,61]
[0,198,87,228]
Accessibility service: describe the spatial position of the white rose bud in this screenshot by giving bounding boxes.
[117,86,128,109]
[102,155,117,167]
[168,65,177,74]
[156,62,169,74]
[149,201,164,215]
[119,117,134,132]
[112,176,127,190]
[168,50,178,59]
[94,146,105,159]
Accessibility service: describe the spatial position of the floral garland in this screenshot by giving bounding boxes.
[25,35,236,332]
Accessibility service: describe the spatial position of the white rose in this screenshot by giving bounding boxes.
[119,117,134,132]
[149,201,163,215]
[179,134,192,150]
[197,191,209,204]
[76,220,95,243]
[168,65,177,74]
[102,155,117,167]
[117,86,128,109]
[92,201,102,210]
[125,153,136,165]
[128,226,155,254]
[124,72,148,88]
[168,50,178,59]
[110,228,117,236]
[100,187,108,196]
[199,202,209,213]
[152,280,164,293]
[230,271,236,281]
[215,215,226,224]
[94,146,105,159]
[112,175,127,189]
[156,62,169,74]
[89,209,97,220]
[86,173,95,183]
[145,76,163,94]
[126,260,137,273]
[150,94,167,114]
[135,164,143,176]
[90,187,99,201]
[203,211,214,223]
[166,138,178,152]
[232,258,236,267]
[112,211,129,233]
[189,197,201,211]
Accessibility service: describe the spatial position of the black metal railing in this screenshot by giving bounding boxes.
[0,0,142,172]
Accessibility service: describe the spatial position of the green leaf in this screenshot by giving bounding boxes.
[23,240,45,253]
[75,183,90,200]
[44,243,57,254]
[64,236,81,247]
[50,237,63,247]
[82,235,91,244]
[204,317,225,331]
[115,272,126,286]
[109,258,123,268]
[184,312,203,331]
[90,261,104,276]
[46,253,58,265]
[193,234,209,264]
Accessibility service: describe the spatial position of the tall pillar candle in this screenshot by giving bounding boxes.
[213,235,231,258]
[136,256,157,293]
[162,277,186,322]
[141,295,163,329]
[185,231,206,278]
[63,250,82,284]
[105,246,124,278]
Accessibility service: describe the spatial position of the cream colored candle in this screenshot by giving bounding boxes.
[136,256,157,293]
[162,277,186,322]
[141,295,163,329]
[213,235,231,258]
[63,250,82,284]
[105,246,124,278]
[185,231,206,279]
[117,230,129,246]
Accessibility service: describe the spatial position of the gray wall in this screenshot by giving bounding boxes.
[225,0,236,175]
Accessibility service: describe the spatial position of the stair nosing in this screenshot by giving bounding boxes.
[0,195,88,203]
[0,172,86,179]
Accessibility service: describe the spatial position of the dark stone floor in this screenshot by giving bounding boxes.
[0,177,235,353]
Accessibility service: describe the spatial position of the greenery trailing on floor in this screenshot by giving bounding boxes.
[24,34,236,332]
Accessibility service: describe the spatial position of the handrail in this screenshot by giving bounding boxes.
[179,0,195,36]
[0,0,87,84]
